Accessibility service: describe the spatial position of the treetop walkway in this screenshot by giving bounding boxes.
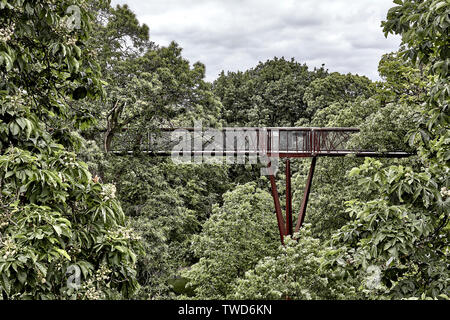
[109,127,413,244]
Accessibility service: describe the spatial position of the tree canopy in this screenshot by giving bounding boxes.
[0,0,448,300]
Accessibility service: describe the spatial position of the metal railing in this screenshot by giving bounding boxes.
[110,127,412,158]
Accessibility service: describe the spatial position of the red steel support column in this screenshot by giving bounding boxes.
[268,162,285,245]
[285,159,293,236]
[295,156,317,233]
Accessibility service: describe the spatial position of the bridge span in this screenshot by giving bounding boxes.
[108,127,413,244]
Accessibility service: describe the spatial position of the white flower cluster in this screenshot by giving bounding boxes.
[95,264,112,282]
[82,279,104,300]
[0,23,15,42]
[36,269,46,284]
[100,183,116,201]
[67,245,82,255]
[107,226,142,241]
[55,261,63,271]
[1,238,16,260]
[441,187,450,199]
[66,37,77,46]
[61,155,77,168]
[0,220,9,229]
[81,265,111,300]
[9,93,25,106]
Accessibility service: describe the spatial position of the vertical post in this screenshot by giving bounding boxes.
[285,159,293,236]
[256,128,260,155]
[268,162,285,245]
[295,156,317,233]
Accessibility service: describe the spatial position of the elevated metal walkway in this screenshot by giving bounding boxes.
[109,127,413,244]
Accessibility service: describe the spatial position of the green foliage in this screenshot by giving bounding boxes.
[232,226,337,300]
[1,0,447,301]
[182,182,279,299]
[327,0,450,299]
[0,0,141,299]
[214,57,328,127]
[98,154,232,298]
[383,0,449,143]
[86,4,222,151]
[326,158,448,298]
[290,157,364,239]
[376,52,430,106]
[304,72,375,121]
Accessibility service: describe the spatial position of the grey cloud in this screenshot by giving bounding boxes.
[111,0,401,81]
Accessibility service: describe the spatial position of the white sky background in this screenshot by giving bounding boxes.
[110,0,402,82]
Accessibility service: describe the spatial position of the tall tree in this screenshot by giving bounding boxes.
[0,0,141,299]
[214,57,327,127]
[183,182,279,299]
[304,72,376,122]
[326,0,449,299]
[73,3,228,298]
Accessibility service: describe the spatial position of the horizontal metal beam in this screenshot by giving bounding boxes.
[159,127,361,132]
[110,150,415,158]
[105,127,361,132]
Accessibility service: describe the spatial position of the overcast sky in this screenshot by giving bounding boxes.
[111,0,401,82]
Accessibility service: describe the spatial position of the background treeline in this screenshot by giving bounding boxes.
[0,0,448,300]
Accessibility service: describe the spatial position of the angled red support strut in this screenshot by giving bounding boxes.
[295,156,317,233]
[269,157,317,245]
[268,162,286,245]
